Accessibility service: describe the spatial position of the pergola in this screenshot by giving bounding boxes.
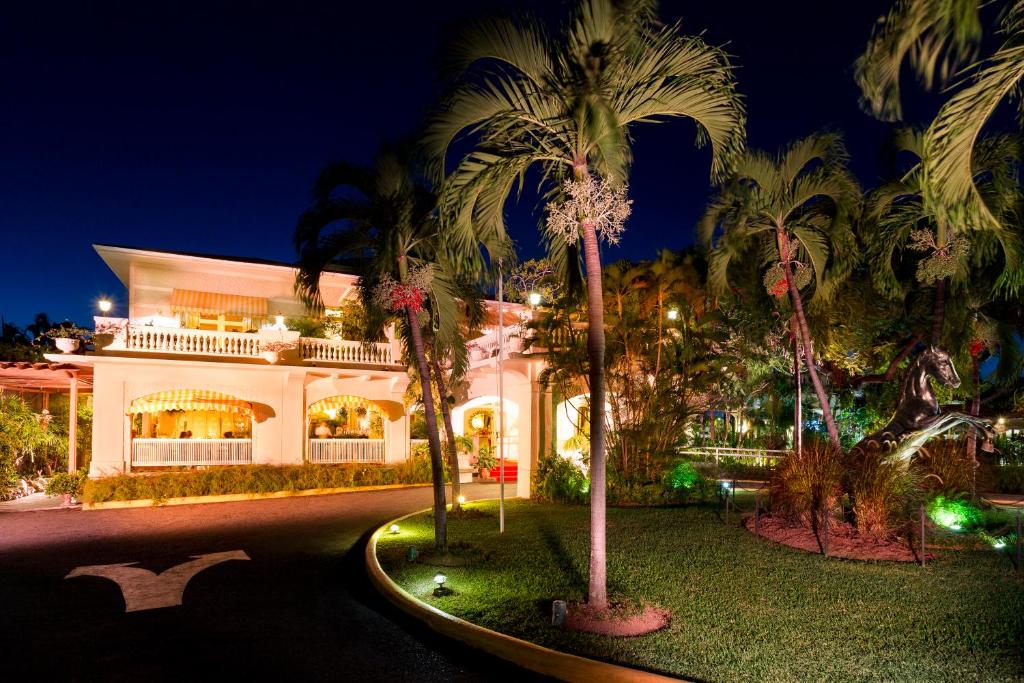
[0,362,94,472]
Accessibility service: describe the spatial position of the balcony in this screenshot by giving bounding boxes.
[95,318,396,367]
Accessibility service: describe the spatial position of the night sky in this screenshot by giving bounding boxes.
[4,0,931,328]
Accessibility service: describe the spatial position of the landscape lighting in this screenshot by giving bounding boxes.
[433,572,452,596]
[457,495,466,505]
[528,291,542,307]
[97,298,112,313]
[389,524,400,535]
[667,308,679,321]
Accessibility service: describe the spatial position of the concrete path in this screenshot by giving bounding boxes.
[0,483,547,681]
[0,491,76,512]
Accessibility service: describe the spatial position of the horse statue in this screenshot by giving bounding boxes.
[850,346,993,463]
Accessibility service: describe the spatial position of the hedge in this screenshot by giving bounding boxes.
[82,458,435,504]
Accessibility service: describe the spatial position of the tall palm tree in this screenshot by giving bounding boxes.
[856,0,1024,290]
[863,129,1021,345]
[426,0,745,610]
[294,147,465,552]
[699,133,862,448]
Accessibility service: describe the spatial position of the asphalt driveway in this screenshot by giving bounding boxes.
[0,483,546,681]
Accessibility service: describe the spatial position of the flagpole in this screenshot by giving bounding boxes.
[498,259,505,534]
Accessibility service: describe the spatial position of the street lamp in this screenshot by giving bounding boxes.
[97,299,112,313]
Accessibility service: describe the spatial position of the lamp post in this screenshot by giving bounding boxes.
[97,298,112,314]
[497,260,505,534]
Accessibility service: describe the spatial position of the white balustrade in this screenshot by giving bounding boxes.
[131,438,252,467]
[307,438,385,464]
[299,337,393,365]
[125,324,261,357]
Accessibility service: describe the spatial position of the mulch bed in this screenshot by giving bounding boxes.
[746,513,927,562]
[563,601,671,637]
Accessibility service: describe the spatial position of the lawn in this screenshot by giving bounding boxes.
[376,499,1024,682]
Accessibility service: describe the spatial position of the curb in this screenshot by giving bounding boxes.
[365,508,685,683]
[83,483,433,510]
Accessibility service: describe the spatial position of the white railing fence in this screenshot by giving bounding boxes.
[307,438,385,464]
[299,338,393,365]
[131,438,253,467]
[677,446,790,466]
[125,325,262,358]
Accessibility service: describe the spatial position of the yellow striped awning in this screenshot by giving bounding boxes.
[170,289,268,317]
[308,396,371,415]
[130,390,251,414]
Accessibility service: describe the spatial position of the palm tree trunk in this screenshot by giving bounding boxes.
[931,279,946,346]
[581,219,608,611]
[407,309,447,552]
[793,319,802,457]
[782,260,840,447]
[430,357,461,512]
[966,353,980,499]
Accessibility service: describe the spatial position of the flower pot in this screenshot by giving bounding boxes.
[62,493,72,506]
[261,350,280,364]
[55,338,80,354]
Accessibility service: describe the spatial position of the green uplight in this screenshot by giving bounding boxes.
[665,461,700,490]
[926,495,983,532]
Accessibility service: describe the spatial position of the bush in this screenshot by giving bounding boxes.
[770,439,843,529]
[846,448,918,535]
[926,493,985,531]
[913,437,975,494]
[532,451,589,504]
[82,458,435,504]
[46,469,86,497]
[990,465,1024,493]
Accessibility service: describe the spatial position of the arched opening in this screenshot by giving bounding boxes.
[452,395,520,481]
[306,395,387,464]
[128,390,253,467]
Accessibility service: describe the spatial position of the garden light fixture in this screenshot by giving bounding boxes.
[667,308,679,321]
[433,572,452,596]
[389,524,400,535]
[457,495,466,505]
[97,298,112,313]
[528,291,542,307]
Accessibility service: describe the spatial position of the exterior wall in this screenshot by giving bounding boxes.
[88,356,409,476]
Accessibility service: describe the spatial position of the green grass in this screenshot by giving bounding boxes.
[377,500,1024,682]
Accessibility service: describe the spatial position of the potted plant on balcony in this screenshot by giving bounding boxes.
[260,340,294,364]
[44,325,91,354]
[46,469,86,506]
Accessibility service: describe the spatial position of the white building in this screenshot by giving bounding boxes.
[49,244,588,498]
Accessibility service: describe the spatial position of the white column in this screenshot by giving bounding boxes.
[67,374,78,473]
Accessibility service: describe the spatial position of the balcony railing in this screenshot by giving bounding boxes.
[125,325,262,358]
[131,438,253,467]
[307,438,385,464]
[299,338,393,365]
[98,319,396,367]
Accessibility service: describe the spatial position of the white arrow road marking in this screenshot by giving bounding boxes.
[65,550,250,612]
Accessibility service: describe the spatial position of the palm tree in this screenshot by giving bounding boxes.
[294,147,465,552]
[426,0,745,610]
[856,0,1024,290]
[863,129,1021,345]
[699,133,862,448]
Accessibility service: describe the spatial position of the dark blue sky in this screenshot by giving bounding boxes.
[3,0,919,327]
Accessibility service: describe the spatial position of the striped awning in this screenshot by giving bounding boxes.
[170,289,268,317]
[308,396,371,415]
[130,390,251,414]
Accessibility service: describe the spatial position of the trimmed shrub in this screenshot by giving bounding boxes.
[82,457,434,504]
